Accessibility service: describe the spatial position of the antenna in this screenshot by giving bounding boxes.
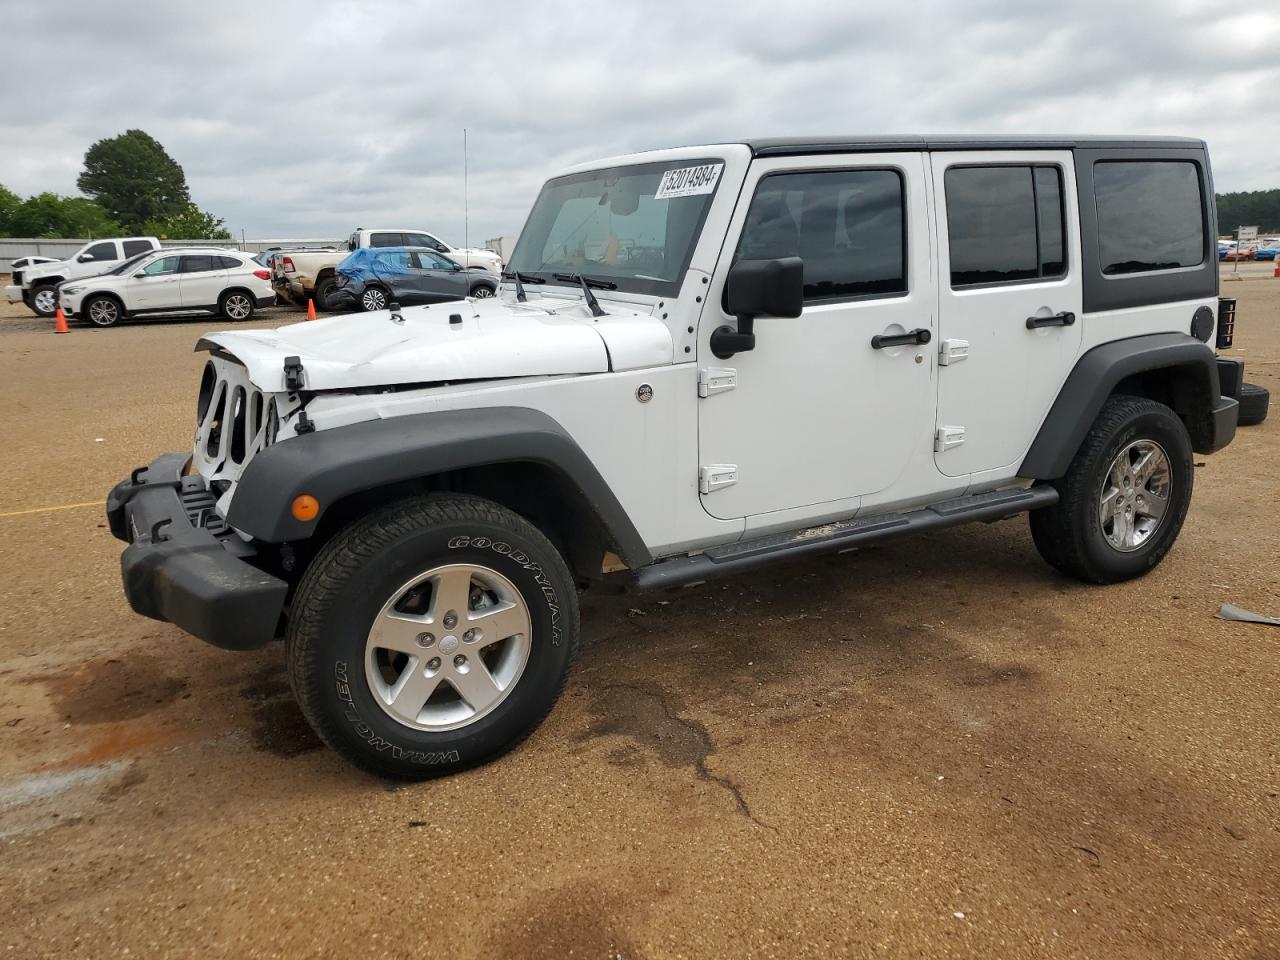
[468,128,473,256]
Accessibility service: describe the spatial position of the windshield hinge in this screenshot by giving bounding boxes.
[283,355,305,393]
[697,367,737,398]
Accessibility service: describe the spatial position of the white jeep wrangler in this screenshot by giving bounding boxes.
[108,136,1243,779]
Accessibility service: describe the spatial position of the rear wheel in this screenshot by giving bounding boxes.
[1030,396,1193,584]
[30,284,58,318]
[220,290,254,321]
[287,494,580,779]
[313,276,338,312]
[84,295,122,328]
[361,285,389,311]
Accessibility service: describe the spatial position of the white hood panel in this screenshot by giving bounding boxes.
[202,296,671,392]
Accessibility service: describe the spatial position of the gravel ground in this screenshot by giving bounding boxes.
[0,276,1277,959]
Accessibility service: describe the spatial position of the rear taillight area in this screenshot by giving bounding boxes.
[253,269,271,281]
[282,257,296,273]
[1217,297,1236,349]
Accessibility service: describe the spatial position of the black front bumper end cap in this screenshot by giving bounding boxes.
[108,454,287,651]
[1207,395,1239,454]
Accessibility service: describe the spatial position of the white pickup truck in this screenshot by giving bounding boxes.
[7,237,162,316]
[271,227,503,310]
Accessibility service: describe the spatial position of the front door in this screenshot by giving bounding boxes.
[413,251,469,302]
[131,254,182,310]
[697,153,936,521]
[929,152,1083,477]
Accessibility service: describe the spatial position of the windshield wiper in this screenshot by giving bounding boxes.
[501,270,545,303]
[552,272,615,318]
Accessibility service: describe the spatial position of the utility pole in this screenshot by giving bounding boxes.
[463,128,469,252]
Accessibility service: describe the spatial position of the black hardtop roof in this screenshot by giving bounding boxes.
[742,135,1206,157]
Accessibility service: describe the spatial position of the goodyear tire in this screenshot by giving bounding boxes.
[1237,382,1269,427]
[1030,396,1194,584]
[287,494,580,780]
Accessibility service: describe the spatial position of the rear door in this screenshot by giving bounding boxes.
[178,255,229,308]
[930,152,1083,477]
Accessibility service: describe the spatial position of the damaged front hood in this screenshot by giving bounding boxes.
[198,297,666,392]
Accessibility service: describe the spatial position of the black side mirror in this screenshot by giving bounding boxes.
[711,257,803,359]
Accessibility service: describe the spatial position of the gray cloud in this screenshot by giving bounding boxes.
[1,0,1276,243]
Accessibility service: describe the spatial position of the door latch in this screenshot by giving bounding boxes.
[699,464,738,494]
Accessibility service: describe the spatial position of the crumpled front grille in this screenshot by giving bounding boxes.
[192,357,280,486]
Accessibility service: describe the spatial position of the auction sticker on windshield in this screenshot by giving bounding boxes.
[655,163,723,199]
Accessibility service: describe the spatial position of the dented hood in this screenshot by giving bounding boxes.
[198,296,672,392]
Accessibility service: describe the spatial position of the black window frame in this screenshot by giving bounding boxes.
[82,241,117,261]
[944,162,1068,290]
[1074,146,1217,313]
[734,165,910,307]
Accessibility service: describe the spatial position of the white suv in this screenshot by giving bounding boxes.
[109,135,1247,779]
[61,248,275,327]
[8,237,161,316]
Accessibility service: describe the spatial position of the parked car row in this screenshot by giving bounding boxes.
[5,224,503,327]
[1219,238,1280,261]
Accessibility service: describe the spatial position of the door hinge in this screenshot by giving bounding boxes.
[697,367,737,398]
[934,426,965,452]
[938,339,969,365]
[699,464,738,494]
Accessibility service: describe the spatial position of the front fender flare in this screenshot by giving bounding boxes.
[225,407,651,567]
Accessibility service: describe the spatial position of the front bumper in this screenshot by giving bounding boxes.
[107,454,287,651]
[4,284,23,304]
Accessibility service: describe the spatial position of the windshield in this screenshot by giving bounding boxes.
[106,251,154,276]
[507,158,724,297]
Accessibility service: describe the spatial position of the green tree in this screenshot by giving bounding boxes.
[2,192,120,238]
[143,203,232,240]
[0,183,20,234]
[77,129,191,231]
[1216,190,1280,234]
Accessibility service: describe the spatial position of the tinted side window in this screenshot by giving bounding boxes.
[123,240,153,257]
[141,256,180,276]
[736,169,906,301]
[84,241,116,261]
[946,165,1066,286]
[180,255,216,273]
[369,232,404,248]
[1094,161,1204,275]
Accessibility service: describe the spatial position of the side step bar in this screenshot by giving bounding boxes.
[631,485,1059,591]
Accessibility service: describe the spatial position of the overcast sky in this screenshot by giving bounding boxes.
[3,1,1277,245]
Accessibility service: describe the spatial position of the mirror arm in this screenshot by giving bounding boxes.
[709,313,756,360]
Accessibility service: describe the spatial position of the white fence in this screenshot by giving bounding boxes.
[1,237,343,263]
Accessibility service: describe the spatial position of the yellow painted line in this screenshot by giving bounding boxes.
[0,500,101,519]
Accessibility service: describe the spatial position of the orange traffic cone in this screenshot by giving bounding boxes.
[54,306,69,334]
[1273,260,1280,279]
[306,298,317,321]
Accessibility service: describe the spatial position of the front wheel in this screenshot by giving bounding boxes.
[84,295,122,328]
[287,494,581,779]
[470,283,495,299]
[1030,396,1193,584]
[30,284,58,318]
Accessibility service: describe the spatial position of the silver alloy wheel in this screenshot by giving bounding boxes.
[362,287,387,311]
[224,293,252,320]
[1098,439,1172,552]
[32,288,57,315]
[364,563,532,731]
[88,298,119,326]
[472,285,494,298]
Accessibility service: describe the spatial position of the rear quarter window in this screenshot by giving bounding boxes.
[1093,161,1205,274]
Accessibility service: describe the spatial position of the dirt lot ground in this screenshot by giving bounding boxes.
[1,276,1277,959]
